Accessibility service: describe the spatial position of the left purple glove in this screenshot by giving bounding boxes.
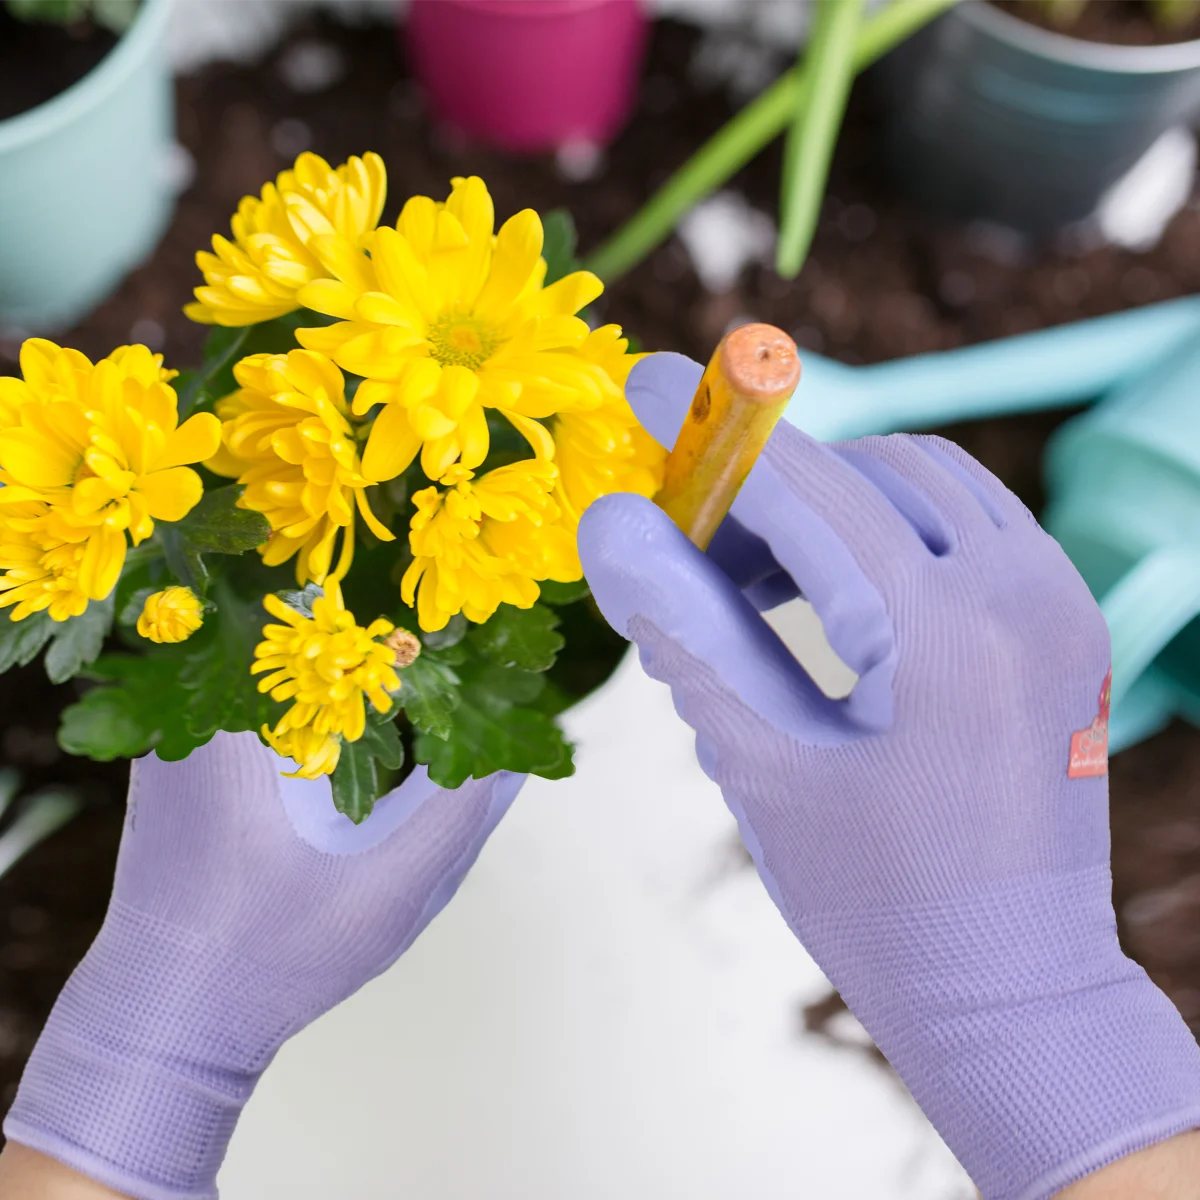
[3,733,522,1200]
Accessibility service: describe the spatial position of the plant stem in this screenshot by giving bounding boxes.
[776,0,864,278]
[585,0,959,283]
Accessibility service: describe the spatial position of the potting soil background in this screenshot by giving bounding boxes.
[2,15,1199,1124]
[994,0,1200,47]
[0,11,119,121]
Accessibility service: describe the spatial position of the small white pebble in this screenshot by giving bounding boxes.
[1097,125,1195,251]
[157,142,196,195]
[129,318,165,350]
[555,139,604,183]
[678,191,775,294]
[271,117,312,158]
[278,39,346,94]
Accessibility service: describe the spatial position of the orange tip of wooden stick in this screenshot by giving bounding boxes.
[719,322,802,402]
[655,323,801,550]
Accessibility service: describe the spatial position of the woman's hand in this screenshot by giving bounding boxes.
[4,733,521,1200]
[579,352,1200,1200]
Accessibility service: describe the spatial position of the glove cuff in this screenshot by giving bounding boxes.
[815,867,1200,1200]
[3,902,278,1200]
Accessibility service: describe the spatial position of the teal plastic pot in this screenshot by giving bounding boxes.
[0,0,175,332]
[877,0,1200,234]
[1043,336,1200,751]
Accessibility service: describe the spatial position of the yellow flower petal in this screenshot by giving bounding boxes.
[158,412,222,470]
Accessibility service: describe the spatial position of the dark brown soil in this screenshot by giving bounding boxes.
[1,12,1198,1123]
[0,10,119,121]
[995,0,1200,47]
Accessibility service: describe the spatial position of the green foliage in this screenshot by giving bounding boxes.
[175,579,279,746]
[160,485,269,594]
[58,576,278,763]
[5,0,138,33]
[43,594,114,684]
[468,603,563,672]
[330,705,405,824]
[1034,0,1090,25]
[405,624,574,790]
[0,610,55,674]
[537,578,591,606]
[541,210,581,286]
[58,652,196,761]
[175,327,249,418]
[0,599,113,684]
[1146,0,1199,27]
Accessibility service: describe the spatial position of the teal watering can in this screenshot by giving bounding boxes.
[782,296,1200,751]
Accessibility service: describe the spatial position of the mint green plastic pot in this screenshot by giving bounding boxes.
[1044,336,1200,751]
[0,0,175,332]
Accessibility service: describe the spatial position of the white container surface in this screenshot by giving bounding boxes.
[220,601,971,1200]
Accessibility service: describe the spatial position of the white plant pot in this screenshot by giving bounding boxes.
[219,604,969,1200]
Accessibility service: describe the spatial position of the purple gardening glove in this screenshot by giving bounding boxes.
[579,353,1200,1200]
[4,733,522,1200]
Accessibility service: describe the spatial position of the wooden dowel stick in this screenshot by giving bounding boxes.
[655,323,801,550]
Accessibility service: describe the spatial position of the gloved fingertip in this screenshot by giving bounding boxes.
[579,491,711,640]
[625,352,704,450]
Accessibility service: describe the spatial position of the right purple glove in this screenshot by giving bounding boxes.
[578,353,1200,1200]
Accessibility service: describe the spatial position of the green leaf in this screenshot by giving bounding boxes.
[469,603,563,672]
[58,653,199,762]
[359,716,404,771]
[542,209,580,287]
[398,653,461,740]
[538,578,591,606]
[159,524,206,593]
[0,610,54,674]
[276,582,324,619]
[176,486,270,555]
[177,326,250,417]
[330,738,380,824]
[43,594,114,684]
[178,579,279,743]
[118,588,156,628]
[414,656,573,788]
[416,704,573,789]
[421,612,467,650]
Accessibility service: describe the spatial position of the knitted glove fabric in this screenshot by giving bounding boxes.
[578,352,1200,1200]
[4,732,523,1200]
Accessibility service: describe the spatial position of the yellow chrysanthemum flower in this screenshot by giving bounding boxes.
[401,459,579,632]
[0,496,92,622]
[136,586,204,644]
[0,340,220,606]
[253,588,400,779]
[209,348,393,586]
[295,175,620,482]
[550,325,664,565]
[185,151,386,327]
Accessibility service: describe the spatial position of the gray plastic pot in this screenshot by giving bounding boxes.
[877,0,1200,234]
[0,0,175,332]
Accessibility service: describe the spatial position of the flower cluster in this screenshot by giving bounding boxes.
[189,156,665,641]
[252,588,399,779]
[0,340,220,621]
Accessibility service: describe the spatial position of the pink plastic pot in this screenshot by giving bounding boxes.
[406,0,648,154]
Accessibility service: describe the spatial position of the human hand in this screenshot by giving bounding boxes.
[3,733,522,1200]
[578,353,1200,1200]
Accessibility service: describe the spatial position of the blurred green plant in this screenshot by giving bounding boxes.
[585,0,959,286]
[4,0,139,33]
[0,768,82,881]
[777,0,864,278]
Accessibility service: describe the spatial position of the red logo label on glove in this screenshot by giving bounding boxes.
[1068,668,1111,779]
